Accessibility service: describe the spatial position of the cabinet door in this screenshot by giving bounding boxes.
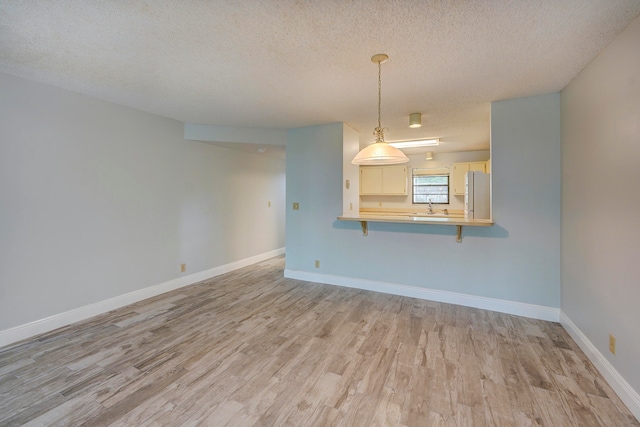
[452,163,470,195]
[469,162,486,173]
[360,167,383,195]
[382,166,407,195]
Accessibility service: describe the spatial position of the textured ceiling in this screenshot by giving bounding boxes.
[1,1,639,153]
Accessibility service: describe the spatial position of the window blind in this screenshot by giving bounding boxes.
[412,168,449,176]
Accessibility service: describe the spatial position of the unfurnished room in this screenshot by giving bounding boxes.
[1,1,639,426]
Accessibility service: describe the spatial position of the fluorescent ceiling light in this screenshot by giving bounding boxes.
[388,139,440,148]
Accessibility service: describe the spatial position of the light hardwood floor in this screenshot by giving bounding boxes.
[0,256,637,426]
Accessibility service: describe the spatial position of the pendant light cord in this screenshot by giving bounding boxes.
[377,60,382,131]
[373,58,386,143]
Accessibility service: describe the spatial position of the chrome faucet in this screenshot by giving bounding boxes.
[428,200,434,215]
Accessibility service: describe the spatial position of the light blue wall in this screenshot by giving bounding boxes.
[561,14,640,393]
[285,93,561,308]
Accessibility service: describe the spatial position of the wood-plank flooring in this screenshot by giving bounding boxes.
[0,256,637,426]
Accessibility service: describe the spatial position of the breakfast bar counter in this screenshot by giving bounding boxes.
[337,213,493,242]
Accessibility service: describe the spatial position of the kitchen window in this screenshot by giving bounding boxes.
[412,168,450,204]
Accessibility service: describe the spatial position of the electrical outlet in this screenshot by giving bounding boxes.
[292,202,300,210]
[350,202,353,211]
[609,334,616,355]
[315,260,320,268]
[268,201,271,207]
[180,263,186,273]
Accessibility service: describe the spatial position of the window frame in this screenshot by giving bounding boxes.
[412,168,450,205]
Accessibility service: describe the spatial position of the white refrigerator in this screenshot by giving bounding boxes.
[464,171,491,219]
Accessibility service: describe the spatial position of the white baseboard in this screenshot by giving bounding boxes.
[284,269,560,322]
[0,248,285,348]
[560,312,640,420]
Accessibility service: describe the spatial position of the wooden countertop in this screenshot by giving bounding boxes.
[337,209,493,242]
[338,214,493,227]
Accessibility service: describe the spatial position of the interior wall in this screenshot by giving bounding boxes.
[285,93,561,309]
[0,72,286,331]
[561,14,640,394]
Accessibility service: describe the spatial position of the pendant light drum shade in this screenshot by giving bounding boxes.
[352,142,410,165]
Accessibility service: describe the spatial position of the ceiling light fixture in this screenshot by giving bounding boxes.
[351,54,409,165]
[409,113,422,128]
[388,138,440,148]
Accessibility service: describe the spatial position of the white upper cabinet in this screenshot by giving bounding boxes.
[360,165,408,196]
[452,162,486,195]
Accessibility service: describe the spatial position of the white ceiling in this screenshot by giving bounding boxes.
[2,1,639,155]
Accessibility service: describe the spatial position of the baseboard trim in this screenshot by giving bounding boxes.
[560,312,640,420]
[0,248,285,348]
[284,269,560,322]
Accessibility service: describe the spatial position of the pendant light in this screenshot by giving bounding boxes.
[352,54,409,165]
